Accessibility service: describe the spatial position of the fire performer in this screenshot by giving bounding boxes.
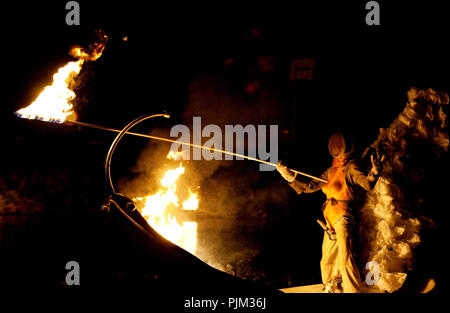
[277,132,384,293]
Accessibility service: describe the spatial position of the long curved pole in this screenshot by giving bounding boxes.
[104,113,170,193]
[67,118,327,184]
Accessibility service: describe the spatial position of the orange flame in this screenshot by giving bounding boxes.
[167,150,186,160]
[69,31,108,61]
[16,31,108,123]
[16,60,83,123]
[182,190,199,211]
[134,152,199,254]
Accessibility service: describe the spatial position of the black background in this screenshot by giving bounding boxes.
[0,0,449,309]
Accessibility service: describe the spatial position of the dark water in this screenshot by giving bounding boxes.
[0,202,323,289]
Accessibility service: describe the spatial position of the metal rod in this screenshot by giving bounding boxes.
[66,120,328,183]
[103,113,170,194]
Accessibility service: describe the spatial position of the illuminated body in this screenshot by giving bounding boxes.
[278,132,381,293]
[321,157,352,228]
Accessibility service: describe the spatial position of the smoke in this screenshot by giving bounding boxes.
[359,88,448,292]
[119,72,289,282]
[183,74,282,126]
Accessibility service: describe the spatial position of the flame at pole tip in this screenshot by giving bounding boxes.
[15,30,108,123]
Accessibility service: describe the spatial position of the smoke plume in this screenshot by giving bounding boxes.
[359,87,448,292]
[119,72,289,282]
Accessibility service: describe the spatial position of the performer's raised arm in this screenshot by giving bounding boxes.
[346,154,384,192]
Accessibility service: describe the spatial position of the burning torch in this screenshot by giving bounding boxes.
[13,31,326,185]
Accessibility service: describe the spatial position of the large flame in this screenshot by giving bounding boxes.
[15,59,84,123]
[16,31,108,123]
[135,153,199,254]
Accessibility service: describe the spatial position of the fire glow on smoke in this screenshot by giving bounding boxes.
[134,151,199,255]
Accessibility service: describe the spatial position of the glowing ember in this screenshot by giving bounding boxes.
[16,31,107,123]
[135,153,199,254]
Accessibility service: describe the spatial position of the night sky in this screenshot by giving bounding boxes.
[1,0,449,307]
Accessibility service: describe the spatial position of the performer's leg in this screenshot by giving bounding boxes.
[334,214,362,293]
[320,230,339,290]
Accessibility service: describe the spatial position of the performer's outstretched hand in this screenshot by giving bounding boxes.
[277,160,297,182]
[370,153,385,176]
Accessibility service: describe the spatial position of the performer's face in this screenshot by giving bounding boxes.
[328,132,346,158]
